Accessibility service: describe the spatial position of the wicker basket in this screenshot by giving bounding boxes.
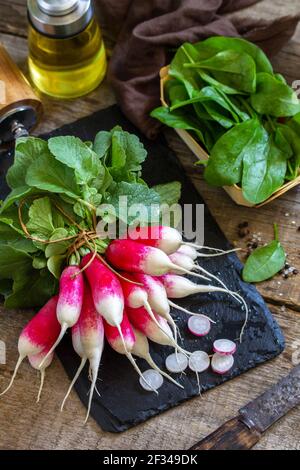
[160,66,300,208]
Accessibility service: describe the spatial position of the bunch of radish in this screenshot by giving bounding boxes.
[1,225,247,421]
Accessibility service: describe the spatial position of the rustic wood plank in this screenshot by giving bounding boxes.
[0,304,299,450]
[0,1,27,38]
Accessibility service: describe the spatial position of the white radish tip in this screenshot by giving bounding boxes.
[165,352,188,373]
[139,369,163,392]
[188,351,210,373]
[187,316,211,337]
[213,339,237,356]
[211,353,234,375]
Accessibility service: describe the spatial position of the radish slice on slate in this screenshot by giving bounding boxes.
[188,316,211,337]
[189,351,210,373]
[139,369,163,391]
[165,352,188,373]
[211,353,234,374]
[213,339,236,356]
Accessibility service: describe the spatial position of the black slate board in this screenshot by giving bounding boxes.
[0,105,285,433]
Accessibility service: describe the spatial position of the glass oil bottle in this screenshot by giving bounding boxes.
[27,0,107,99]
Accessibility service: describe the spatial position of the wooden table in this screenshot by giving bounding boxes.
[0,0,299,451]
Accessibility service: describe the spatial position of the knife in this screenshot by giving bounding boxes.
[190,365,300,450]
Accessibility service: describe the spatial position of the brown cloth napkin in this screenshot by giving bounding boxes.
[97,0,300,139]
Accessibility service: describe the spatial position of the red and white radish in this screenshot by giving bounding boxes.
[130,273,180,344]
[61,284,105,421]
[176,245,198,260]
[161,274,248,341]
[120,274,174,341]
[126,225,182,254]
[106,239,206,280]
[165,352,188,373]
[211,353,234,374]
[131,327,183,388]
[79,285,105,422]
[0,296,60,396]
[169,252,238,296]
[40,266,84,368]
[213,339,237,356]
[126,306,189,356]
[82,253,126,350]
[188,316,211,337]
[125,225,239,257]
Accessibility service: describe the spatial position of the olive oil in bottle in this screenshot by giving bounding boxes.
[27,0,107,99]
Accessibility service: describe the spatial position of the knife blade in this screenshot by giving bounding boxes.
[239,365,300,433]
[190,365,300,450]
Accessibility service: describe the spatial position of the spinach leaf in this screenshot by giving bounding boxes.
[242,132,287,204]
[277,123,300,180]
[169,43,204,96]
[150,106,206,145]
[185,50,256,93]
[177,43,241,95]
[250,73,300,117]
[199,36,273,74]
[204,119,268,186]
[170,86,240,128]
[242,224,285,282]
[166,80,190,108]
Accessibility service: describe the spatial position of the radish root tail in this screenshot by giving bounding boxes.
[184,242,239,254]
[168,300,215,323]
[61,357,87,411]
[0,355,24,396]
[126,352,158,395]
[143,300,181,347]
[193,263,242,304]
[84,369,98,424]
[117,325,130,355]
[196,248,241,257]
[170,263,210,282]
[84,353,102,423]
[39,323,68,369]
[36,370,45,403]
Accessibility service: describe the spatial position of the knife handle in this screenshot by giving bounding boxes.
[189,417,262,450]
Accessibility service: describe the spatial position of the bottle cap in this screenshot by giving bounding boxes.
[38,0,79,16]
[28,0,93,37]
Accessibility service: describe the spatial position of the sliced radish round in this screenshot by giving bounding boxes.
[165,352,188,373]
[211,353,234,375]
[189,351,210,373]
[213,339,236,356]
[139,369,163,392]
[188,315,211,336]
